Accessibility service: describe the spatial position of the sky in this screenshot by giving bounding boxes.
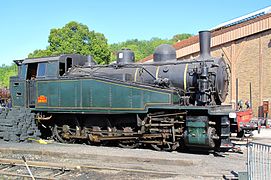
[0,0,270,65]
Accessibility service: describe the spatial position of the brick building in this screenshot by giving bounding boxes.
[142,7,271,115]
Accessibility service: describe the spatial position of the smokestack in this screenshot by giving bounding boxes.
[84,55,96,67]
[199,31,211,60]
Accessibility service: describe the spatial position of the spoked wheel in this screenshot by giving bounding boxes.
[118,140,139,149]
[53,125,76,143]
[151,143,171,151]
[118,126,138,148]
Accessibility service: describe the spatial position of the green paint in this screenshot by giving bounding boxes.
[186,118,208,145]
[187,127,207,145]
[187,121,206,128]
[36,78,173,113]
[10,81,25,107]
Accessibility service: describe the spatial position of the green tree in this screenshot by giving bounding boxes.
[172,33,193,43]
[109,33,192,62]
[109,37,173,62]
[0,64,17,88]
[29,21,111,64]
[28,49,51,58]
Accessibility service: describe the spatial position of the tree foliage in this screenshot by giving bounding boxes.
[28,21,111,64]
[172,33,192,43]
[1,26,192,87]
[0,64,17,88]
[109,38,170,62]
[28,21,192,64]
[109,34,192,62]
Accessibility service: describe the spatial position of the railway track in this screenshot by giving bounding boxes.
[0,137,248,179]
[0,157,72,179]
[0,157,236,179]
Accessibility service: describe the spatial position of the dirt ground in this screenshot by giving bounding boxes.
[0,129,270,179]
[251,128,271,144]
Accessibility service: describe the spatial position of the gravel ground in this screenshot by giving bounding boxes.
[0,129,270,179]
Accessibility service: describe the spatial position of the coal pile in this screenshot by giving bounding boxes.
[0,108,41,141]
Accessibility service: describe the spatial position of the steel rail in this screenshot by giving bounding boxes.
[0,158,232,178]
[0,170,57,180]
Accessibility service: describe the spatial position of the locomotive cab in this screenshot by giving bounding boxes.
[10,54,89,108]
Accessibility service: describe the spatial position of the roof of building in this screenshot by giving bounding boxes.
[140,9,271,63]
[212,6,271,29]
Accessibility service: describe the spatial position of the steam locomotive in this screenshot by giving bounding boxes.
[6,31,234,151]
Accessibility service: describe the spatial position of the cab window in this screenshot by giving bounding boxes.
[47,61,58,77]
[66,57,72,72]
[37,63,46,77]
[59,62,65,76]
[20,64,27,80]
[26,63,38,80]
[59,57,73,76]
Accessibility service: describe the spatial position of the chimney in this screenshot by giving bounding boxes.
[198,31,211,60]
